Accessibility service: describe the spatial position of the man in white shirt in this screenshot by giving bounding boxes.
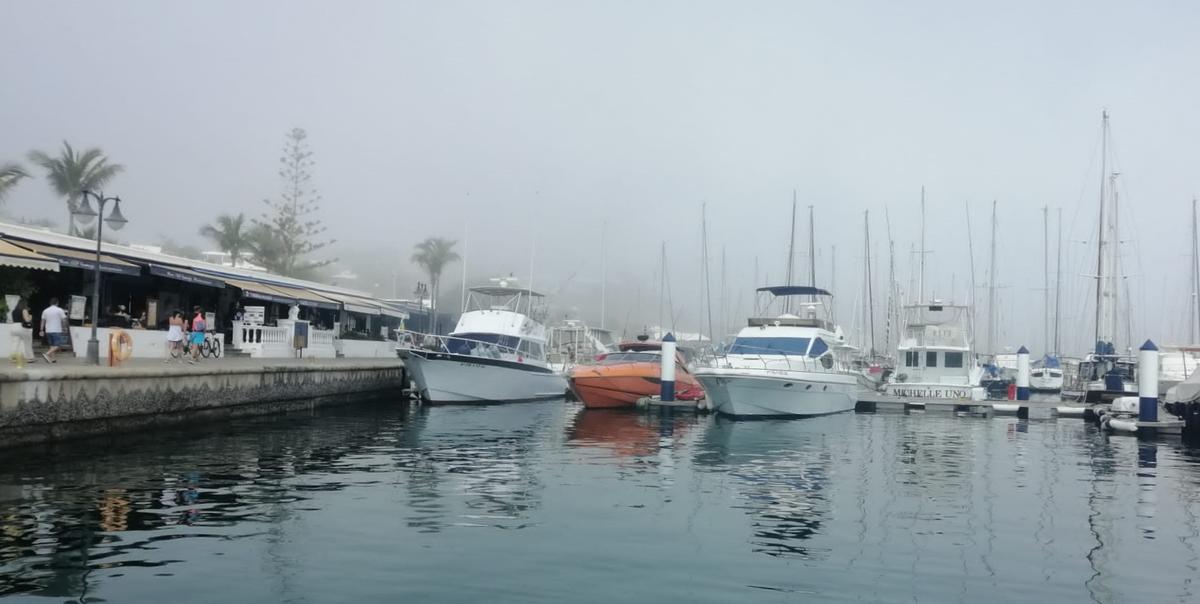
[40,297,68,363]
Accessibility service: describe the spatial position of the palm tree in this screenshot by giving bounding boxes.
[0,162,28,205]
[27,141,124,235]
[247,224,287,274]
[199,213,250,267]
[411,238,460,332]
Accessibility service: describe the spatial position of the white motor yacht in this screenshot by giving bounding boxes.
[693,286,873,417]
[398,280,567,403]
[882,302,987,401]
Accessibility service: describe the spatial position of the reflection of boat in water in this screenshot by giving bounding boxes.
[695,417,837,560]
[566,408,695,457]
[568,339,705,408]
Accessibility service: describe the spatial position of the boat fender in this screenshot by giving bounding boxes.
[820,355,833,370]
[1107,418,1138,433]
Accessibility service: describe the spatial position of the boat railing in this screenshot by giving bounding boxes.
[706,345,844,375]
[395,331,526,360]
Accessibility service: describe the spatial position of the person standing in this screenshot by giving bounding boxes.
[39,297,68,363]
[9,297,34,366]
[165,310,185,363]
[188,306,206,363]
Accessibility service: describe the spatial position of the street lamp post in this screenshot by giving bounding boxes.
[74,190,128,365]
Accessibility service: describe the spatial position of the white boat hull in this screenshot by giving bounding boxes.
[693,367,862,417]
[882,382,987,401]
[403,351,567,403]
[1029,374,1064,392]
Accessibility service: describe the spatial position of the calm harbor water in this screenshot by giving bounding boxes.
[1,400,1199,603]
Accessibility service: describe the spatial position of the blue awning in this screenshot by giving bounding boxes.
[149,264,226,288]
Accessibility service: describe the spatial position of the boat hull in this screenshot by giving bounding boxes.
[402,350,567,403]
[693,368,861,417]
[882,382,987,401]
[569,363,704,408]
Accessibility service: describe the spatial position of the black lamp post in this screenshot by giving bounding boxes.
[74,190,128,365]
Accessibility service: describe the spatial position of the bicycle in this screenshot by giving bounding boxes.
[200,330,222,359]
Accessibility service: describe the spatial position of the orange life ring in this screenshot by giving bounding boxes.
[109,329,134,365]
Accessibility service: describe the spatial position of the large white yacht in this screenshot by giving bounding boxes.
[693,286,872,417]
[399,279,567,403]
[883,302,987,400]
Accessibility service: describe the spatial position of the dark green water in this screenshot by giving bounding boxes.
[1,401,1198,603]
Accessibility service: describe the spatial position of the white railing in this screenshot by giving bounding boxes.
[706,345,847,375]
[230,321,336,358]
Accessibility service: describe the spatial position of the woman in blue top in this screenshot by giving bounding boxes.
[189,306,206,363]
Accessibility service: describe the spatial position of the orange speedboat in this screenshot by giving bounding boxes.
[568,341,705,408]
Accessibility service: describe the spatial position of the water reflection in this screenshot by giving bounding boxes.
[696,417,834,560]
[1,401,1200,602]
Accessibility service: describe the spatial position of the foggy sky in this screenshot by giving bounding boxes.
[3,0,1199,355]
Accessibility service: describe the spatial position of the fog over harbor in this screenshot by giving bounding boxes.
[3,0,1199,355]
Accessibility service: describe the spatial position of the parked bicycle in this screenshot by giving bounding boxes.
[200,330,222,359]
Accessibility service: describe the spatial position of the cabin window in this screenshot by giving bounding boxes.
[944,352,964,368]
[905,351,919,367]
[808,338,829,358]
[926,351,938,367]
[729,337,811,356]
[517,339,545,360]
[448,333,520,355]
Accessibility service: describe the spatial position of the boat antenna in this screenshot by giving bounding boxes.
[785,191,797,314]
[460,221,469,314]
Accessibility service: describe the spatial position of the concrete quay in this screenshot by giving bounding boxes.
[0,357,407,448]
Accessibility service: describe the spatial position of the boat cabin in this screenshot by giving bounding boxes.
[895,303,978,385]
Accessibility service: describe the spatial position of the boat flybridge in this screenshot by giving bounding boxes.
[692,286,873,417]
[882,302,987,401]
[398,278,567,403]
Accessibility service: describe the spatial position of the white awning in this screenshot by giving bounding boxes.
[0,239,59,271]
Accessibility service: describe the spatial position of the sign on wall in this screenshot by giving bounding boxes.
[69,295,87,321]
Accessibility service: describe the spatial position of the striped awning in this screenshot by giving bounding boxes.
[222,277,339,310]
[9,240,141,275]
[0,238,59,271]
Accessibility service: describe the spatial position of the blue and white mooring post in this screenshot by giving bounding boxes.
[1016,345,1030,401]
[1138,339,1159,423]
[660,332,677,402]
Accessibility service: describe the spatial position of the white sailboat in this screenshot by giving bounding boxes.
[694,286,872,417]
[1031,206,1065,392]
[1063,111,1138,403]
[399,277,567,403]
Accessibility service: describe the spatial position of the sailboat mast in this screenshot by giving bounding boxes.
[919,186,927,304]
[965,202,978,344]
[987,200,997,356]
[1110,171,1121,350]
[785,192,797,314]
[658,241,666,335]
[1043,206,1049,355]
[1054,207,1063,354]
[1094,110,1110,348]
[600,220,607,329]
[865,210,876,356]
[701,203,714,343]
[885,207,896,355]
[1193,198,1199,342]
[831,245,837,324]
[811,206,820,302]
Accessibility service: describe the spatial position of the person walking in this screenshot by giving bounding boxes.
[39,297,68,363]
[166,310,185,363]
[188,306,206,364]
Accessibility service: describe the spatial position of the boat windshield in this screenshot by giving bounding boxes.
[596,352,661,364]
[728,337,811,356]
[447,333,521,355]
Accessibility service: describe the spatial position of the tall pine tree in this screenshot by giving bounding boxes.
[256,127,335,278]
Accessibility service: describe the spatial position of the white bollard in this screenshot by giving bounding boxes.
[1138,340,1159,422]
[661,332,677,402]
[1016,345,1030,401]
